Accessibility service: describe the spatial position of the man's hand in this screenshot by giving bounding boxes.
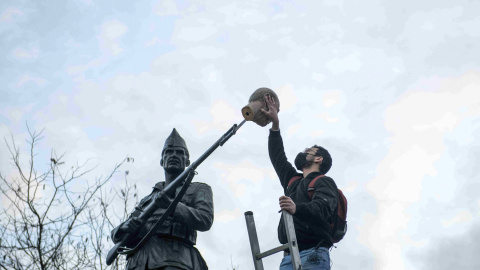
[279,195,296,214]
[260,94,280,131]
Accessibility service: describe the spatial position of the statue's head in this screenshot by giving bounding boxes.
[160,128,190,174]
[242,87,281,127]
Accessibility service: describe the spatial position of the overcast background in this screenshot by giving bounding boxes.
[1,0,480,269]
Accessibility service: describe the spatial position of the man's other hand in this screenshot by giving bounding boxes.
[260,94,280,130]
[279,195,296,214]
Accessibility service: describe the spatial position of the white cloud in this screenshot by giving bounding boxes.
[193,99,236,134]
[215,208,242,223]
[322,90,342,108]
[175,19,218,42]
[16,75,47,87]
[99,20,128,55]
[154,0,179,16]
[3,104,35,123]
[316,112,339,123]
[442,209,473,227]
[213,160,270,198]
[12,47,39,60]
[182,46,227,59]
[1,7,23,22]
[276,84,298,111]
[325,51,362,74]
[217,3,268,26]
[363,71,480,269]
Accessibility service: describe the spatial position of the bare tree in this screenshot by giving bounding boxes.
[0,127,135,270]
[84,165,138,270]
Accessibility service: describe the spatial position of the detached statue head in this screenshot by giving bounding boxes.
[160,128,191,174]
[242,87,281,127]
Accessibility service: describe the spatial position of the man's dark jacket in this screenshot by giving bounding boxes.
[269,130,338,251]
[111,181,213,270]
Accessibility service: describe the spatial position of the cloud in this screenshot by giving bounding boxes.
[217,2,268,26]
[1,7,24,22]
[182,46,227,59]
[362,71,480,269]
[192,98,236,134]
[325,51,363,75]
[215,208,242,223]
[11,47,39,60]
[153,0,179,16]
[276,84,298,111]
[409,221,480,270]
[99,20,128,55]
[213,160,273,198]
[175,19,218,42]
[16,75,47,87]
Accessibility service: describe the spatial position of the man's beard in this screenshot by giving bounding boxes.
[300,161,314,170]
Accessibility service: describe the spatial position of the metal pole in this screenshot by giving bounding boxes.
[244,211,264,270]
[282,211,302,270]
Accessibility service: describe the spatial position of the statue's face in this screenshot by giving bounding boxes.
[161,146,189,173]
[250,99,279,127]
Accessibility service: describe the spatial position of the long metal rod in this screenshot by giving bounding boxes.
[106,120,247,265]
[244,211,264,270]
[283,211,302,270]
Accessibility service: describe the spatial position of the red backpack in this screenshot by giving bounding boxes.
[288,175,348,243]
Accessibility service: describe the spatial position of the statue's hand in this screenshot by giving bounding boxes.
[119,217,142,233]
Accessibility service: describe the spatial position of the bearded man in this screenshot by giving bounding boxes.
[261,95,338,270]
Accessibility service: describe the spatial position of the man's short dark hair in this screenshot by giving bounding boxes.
[312,145,332,174]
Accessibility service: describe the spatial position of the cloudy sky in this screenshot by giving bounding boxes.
[1,0,479,269]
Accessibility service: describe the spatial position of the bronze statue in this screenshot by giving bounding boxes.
[111,128,214,270]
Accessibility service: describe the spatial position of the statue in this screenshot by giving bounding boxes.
[242,87,280,127]
[111,128,214,270]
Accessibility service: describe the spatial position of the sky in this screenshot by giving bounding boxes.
[1,0,480,269]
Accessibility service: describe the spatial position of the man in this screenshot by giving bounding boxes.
[111,128,214,270]
[260,95,338,270]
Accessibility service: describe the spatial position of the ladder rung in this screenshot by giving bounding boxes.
[256,243,289,260]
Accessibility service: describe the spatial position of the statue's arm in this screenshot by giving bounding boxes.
[172,183,214,232]
[110,192,152,243]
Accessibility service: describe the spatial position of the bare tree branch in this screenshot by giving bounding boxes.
[0,127,134,270]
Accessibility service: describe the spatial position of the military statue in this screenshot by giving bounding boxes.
[111,128,214,270]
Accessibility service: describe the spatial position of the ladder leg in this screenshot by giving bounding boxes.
[282,211,302,270]
[244,211,264,270]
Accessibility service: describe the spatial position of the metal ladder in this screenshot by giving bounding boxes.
[244,210,302,270]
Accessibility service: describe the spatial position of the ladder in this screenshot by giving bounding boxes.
[244,210,302,270]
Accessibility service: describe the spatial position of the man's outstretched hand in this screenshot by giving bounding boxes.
[279,195,296,214]
[260,94,280,131]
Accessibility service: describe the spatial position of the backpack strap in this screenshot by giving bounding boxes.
[307,175,325,199]
[287,175,303,188]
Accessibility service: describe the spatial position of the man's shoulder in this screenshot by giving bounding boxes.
[313,175,338,189]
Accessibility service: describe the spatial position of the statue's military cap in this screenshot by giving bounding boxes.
[163,128,189,157]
